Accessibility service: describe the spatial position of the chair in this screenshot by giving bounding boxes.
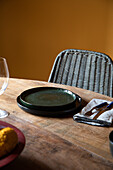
[48,49,113,97]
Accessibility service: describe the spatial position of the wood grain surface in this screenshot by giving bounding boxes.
[1,78,113,170]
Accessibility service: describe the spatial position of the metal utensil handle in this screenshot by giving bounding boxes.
[107,101,113,109]
[96,102,108,108]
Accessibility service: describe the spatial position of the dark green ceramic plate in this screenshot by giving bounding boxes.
[19,87,81,111]
[17,95,81,117]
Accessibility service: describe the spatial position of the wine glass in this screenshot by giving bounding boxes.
[0,57,9,118]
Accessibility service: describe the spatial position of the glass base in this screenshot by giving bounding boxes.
[0,109,9,118]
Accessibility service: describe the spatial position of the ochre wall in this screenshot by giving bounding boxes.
[0,0,113,81]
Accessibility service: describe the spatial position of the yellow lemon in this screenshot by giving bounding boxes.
[0,127,18,158]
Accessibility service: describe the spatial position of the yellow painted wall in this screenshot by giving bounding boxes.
[0,0,113,81]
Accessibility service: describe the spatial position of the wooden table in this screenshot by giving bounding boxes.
[1,78,113,170]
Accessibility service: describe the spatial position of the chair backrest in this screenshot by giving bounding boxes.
[48,49,113,97]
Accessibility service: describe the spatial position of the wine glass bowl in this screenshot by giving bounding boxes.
[0,57,9,118]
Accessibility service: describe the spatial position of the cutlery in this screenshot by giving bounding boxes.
[93,101,113,120]
[85,102,108,116]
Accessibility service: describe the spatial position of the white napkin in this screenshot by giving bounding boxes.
[73,99,113,126]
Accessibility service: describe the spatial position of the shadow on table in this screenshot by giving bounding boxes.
[2,155,53,170]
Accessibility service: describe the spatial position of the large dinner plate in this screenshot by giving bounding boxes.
[19,87,81,112]
[17,91,82,117]
[0,121,25,168]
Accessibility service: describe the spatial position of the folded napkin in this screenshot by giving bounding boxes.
[73,99,113,127]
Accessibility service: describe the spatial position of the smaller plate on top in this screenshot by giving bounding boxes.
[0,121,25,168]
[19,87,81,111]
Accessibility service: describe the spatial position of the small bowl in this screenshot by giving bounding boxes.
[109,131,113,156]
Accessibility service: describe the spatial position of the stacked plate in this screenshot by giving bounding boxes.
[17,87,82,117]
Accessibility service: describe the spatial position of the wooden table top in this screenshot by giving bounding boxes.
[1,78,113,170]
